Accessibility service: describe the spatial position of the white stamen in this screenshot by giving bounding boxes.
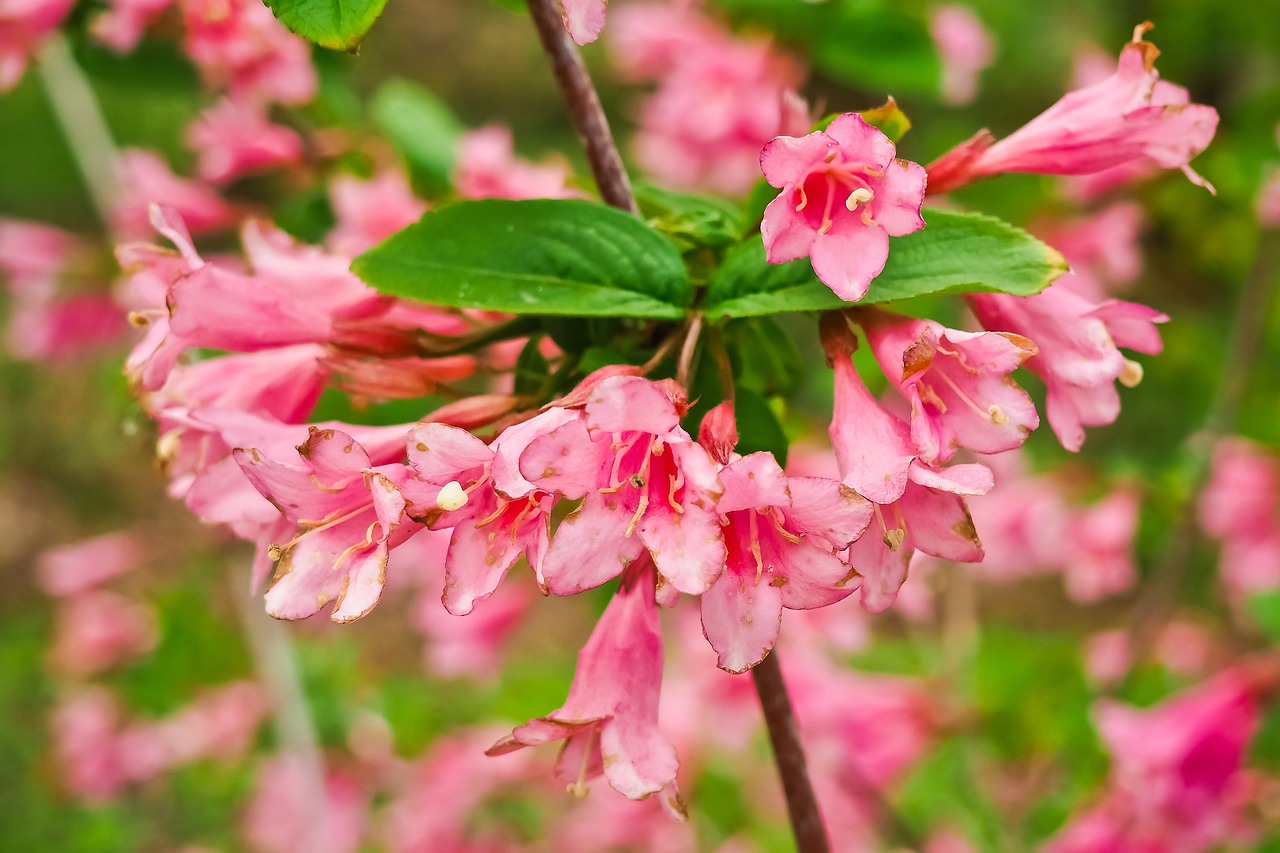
[1119,359,1144,388]
[436,480,469,511]
[845,186,874,211]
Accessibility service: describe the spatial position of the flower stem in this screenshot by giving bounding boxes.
[524,0,639,215]
[752,651,830,853]
[38,34,120,229]
[236,578,332,853]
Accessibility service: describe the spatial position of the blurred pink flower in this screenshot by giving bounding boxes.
[180,0,316,105]
[0,0,74,91]
[111,149,235,239]
[48,591,156,675]
[455,125,581,201]
[762,113,927,302]
[327,170,427,256]
[611,2,810,195]
[1199,438,1280,603]
[37,531,143,597]
[243,754,367,853]
[929,4,994,106]
[90,0,171,52]
[186,97,303,184]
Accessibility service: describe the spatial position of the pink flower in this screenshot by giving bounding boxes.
[1030,202,1146,299]
[242,754,367,853]
[560,0,607,46]
[36,531,144,597]
[415,577,529,680]
[233,426,423,621]
[613,5,810,196]
[185,98,303,184]
[402,408,576,615]
[111,149,235,239]
[1199,438,1280,602]
[48,591,156,675]
[1048,670,1262,853]
[1259,165,1280,229]
[90,0,171,52]
[180,0,316,105]
[0,0,75,91]
[929,5,994,106]
[927,24,1218,194]
[520,375,726,597]
[858,307,1039,464]
[455,125,581,200]
[700,452,871,672]
[326,170,427,256]
[1061,490,1140,603]
[488,559,684,816]
[968,282,1166,451]
[761,113,928,302]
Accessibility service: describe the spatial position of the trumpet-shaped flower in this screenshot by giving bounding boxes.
[858,307,1039,464]
[700,452,871,672]
[927,24,1218,194]
[761,112,927,302]
[520,376,725,597]
[488,559,684,816]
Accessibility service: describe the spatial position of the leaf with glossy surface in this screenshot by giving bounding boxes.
[353,199,692,318]
[265,0,388,50]
[704,210,1067,318]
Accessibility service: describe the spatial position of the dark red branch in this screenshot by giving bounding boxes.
[752,652,830,853]
[524,0,639,214]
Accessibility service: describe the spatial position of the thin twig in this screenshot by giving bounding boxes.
[675,313,703,388]
[1128,234,1280,652]
[524,0,639,214]
[38,35,120,228]
[752,652,830,853]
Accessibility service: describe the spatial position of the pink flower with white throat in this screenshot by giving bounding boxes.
[233,426,422,622]
[520,375,726,598]
[761,113,928,302]
[967,282,1167,452]
[487,557,684,817]
[857,306,1039,464]
[700,451,871,673]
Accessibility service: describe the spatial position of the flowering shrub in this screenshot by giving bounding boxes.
[2,0,1279,850]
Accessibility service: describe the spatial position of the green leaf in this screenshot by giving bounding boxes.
[1247,590,1280,642]
[734,388,789,466]
[353,198,692,318]
[264,0,387,51]
[812,8,940,94]
[634,181,745,249]
[369,80,464,195]
[858,97,911,143]
[703,209,1068,319]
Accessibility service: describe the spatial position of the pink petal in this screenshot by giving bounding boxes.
[541,491,647,594]
[584,376,680,436]
[783,476,873,547]
[870,159,928,236]
[700,569,784,673]
[637,500,726,595]
[825,113,897,170]
[718,452,790,514]
[809,222,889,302]
[407,422,493,484]
[519,418,610,500]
